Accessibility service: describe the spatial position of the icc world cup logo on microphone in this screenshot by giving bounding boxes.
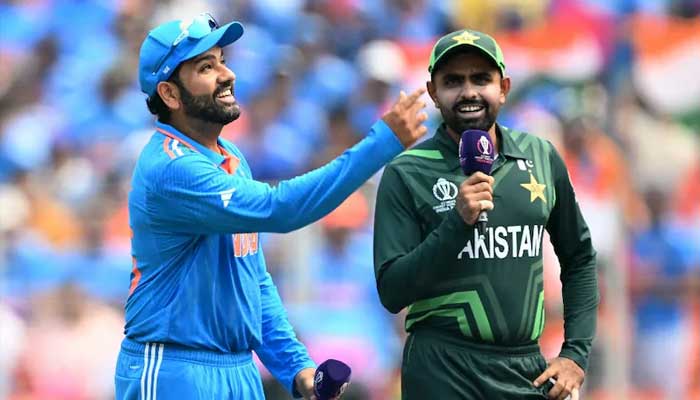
[474,135,494,165]
[459,130,495,177]
[478,135,491,155]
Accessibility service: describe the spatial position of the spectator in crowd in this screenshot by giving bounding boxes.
[0,1,698,399]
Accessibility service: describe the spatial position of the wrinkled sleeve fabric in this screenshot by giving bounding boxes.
[149,120,403,235]
[254,265,315,398]
[546,143,599,371]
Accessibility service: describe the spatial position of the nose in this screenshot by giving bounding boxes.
[460,81,478,100]
[219,64,235,84]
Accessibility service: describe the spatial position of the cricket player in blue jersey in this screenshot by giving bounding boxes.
[114,13,428,400]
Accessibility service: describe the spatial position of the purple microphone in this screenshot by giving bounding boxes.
[459,130,495,236]
[313,359,351,400]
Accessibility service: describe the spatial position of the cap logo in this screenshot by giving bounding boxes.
[452,31,480,45]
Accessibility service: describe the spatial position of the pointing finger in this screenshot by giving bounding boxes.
[403,88,426,107]
[409,99,427,113]
[399,90,407,102]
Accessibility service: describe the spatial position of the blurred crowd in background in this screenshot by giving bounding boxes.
[1,0,699,399]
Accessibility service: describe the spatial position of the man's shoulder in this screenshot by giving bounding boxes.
[388,136,443,168]
[135,132,208,182]
[500,125,556,156]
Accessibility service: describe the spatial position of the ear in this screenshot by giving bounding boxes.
[426,80,439,109]
[156,81,181,111]
[499,76,511,105]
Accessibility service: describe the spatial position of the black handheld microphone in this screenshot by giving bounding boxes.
[313,359,351,400]
[458,130,495,236]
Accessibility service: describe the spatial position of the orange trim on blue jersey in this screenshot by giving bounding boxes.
[163,137,177,159]
[129,256,141,295]
[157,128,239,173]
[156,128,197,151]
[219,146,240,175]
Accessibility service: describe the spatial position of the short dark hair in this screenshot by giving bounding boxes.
[145,66,183,123]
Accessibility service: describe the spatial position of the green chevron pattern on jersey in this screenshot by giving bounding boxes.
[515,259,544,339]
[531,290,546,340]
[406,290,494,341]
[397,149,444,160]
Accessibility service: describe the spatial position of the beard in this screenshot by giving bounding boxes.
[177,81,240,125]
[443,101,498,133]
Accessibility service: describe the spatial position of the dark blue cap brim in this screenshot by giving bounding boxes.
[181,21,244,64]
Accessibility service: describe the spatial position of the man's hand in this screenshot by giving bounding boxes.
[533,357,585,400]
[455,171,494,225]
[381,88,429,148]
[294,368,317,400]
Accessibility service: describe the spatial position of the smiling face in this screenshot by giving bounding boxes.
[427,48,510,137]
[157,46,240,125]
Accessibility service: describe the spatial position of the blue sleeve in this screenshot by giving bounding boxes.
[149,120,402,234]
[254,268,315,397]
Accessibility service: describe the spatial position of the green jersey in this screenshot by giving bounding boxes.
[373,123,599,370]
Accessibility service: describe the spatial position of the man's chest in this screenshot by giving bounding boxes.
[401,155,556,236]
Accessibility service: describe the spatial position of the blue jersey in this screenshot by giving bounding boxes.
[124,120,402,392]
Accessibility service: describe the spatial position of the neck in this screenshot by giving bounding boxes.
[446,123,500,153]
[170,115,223,153]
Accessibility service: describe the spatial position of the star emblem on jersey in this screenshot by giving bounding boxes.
[520,173,547,203]
[452,31,480,46]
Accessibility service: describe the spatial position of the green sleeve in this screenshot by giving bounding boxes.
[373,164,471,314]
[545,143,599,371]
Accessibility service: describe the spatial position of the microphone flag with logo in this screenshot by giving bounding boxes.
[459,130,495,235]
[313,359,351,400]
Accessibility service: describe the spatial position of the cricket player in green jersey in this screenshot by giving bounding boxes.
[373,29,599,400]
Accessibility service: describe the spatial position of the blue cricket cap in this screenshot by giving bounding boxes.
[139,13,244,96]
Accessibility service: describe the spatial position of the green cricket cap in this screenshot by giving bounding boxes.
[428,29,506,76]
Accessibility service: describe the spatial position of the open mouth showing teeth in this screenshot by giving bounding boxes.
[217,89,232,98]
[458,104,485,113]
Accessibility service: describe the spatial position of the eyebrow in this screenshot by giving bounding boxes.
[443,70,492,79]
[191,50,225,64]
[443,72,464,79]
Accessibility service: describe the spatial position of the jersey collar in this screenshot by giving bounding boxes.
[155,121,227,165]
[435,122,528,171]
[434,124,461,171]
[498,125,528,160]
